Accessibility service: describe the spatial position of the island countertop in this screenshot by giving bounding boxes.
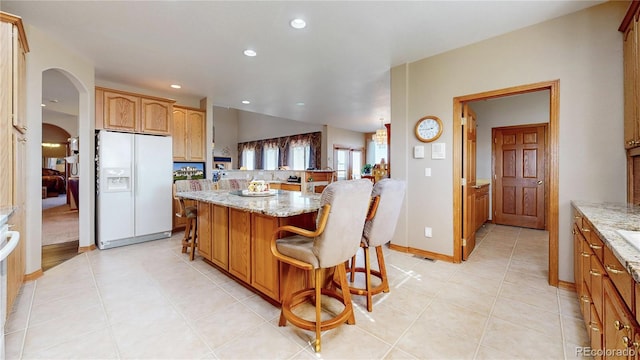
[178,189,322,217]
[571,201,640,282]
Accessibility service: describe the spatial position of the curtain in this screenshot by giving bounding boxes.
[236,131,322,170]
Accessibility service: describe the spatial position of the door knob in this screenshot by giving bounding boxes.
[537,180,543,185]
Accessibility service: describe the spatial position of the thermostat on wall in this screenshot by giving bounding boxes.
[432,143,445,159]
[413,145,425,158]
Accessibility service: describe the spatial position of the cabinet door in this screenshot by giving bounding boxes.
[172,107,187,161]
[624,19,638,149]
[589,303,604,359]
[103,91,139,132]
[197,202,212,261]
[141,98,172,135]
[251,213,280,300]
[7,132,26,314]
[590,254,606,321]
[13,29,26,133]
[229,208,251,283]
[210,205,229,270]
[0,22,13,207]
[574,224,584,298]
[603,278,635,359]
[186,110,205,161]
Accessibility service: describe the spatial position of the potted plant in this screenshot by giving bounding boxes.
[363,163,372,174]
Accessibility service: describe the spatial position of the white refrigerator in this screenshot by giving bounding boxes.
[96,130,172,249]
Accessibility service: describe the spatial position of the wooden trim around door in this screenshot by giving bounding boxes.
[452,80,560,287]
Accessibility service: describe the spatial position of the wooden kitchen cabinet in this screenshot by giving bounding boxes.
[210,204,229,270]
[172,106,206,162]
[1,12,28,314]
[280,183,301,191]
[474,183,489,231]
[622,2,640,149]
[228,208,251,283]
[197,202,212,261]
[604,278,636,359]
[95,87,174,135]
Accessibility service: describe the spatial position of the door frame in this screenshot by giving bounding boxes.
[452,80,559,286]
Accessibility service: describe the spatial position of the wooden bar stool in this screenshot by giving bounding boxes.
[346,178,406,312]
[173,179,214,261]
[271,179,373,352]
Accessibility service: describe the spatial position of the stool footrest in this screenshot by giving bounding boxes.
[281,287,354,332]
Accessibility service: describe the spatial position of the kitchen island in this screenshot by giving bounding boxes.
[178,189,322,303]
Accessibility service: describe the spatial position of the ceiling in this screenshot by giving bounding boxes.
[2,1,604,132]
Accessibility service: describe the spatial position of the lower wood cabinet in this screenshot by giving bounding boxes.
[197,202,212,261]
[574,205,640,359]
[210,204,229,270]
[474,184,489,231]
[280,183,301,191]
[228,208,251,283]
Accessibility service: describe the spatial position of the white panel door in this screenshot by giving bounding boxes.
[134,134,173,236]
[97,131,134,242]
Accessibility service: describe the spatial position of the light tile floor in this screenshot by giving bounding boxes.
[5,224,590,359]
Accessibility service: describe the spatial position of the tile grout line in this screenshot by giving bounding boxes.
[17,280,37,359]
[85,252,123,360]
[471,226,521,359]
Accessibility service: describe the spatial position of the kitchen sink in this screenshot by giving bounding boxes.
[616,230,640,252]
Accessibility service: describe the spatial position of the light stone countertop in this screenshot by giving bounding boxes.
[179,189,322,217]
[571,201,640,282]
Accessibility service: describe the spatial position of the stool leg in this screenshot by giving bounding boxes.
[336,263,355,325]
[349,253,356,282]
[364,247,373,312]
[314,268,322,352]
[182,218,191,254]
[376,246,390,293]
[189,217,197,261]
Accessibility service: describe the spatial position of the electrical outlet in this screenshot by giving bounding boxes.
[424,227,432,237]
[425,168,431,177]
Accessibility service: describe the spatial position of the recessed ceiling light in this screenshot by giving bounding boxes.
[243,49,257,57]
[296,102,305,106]
[170,84,181,89]
[242,100,251,104]
[41,103,46,107]
[290,18,306,29]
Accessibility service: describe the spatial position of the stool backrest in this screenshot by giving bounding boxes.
[216,179,249,191]
[174,179,215,193]
[363,178,406,247]
[314,179,373,268]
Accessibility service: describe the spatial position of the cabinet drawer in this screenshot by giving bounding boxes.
[583,222,604,262]
[573,207,583,231]
[590,255,607,319]
[589,303,603,358]
[604,247,634,312]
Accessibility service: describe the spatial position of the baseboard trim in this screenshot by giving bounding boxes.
[388,244,455,263]
[24,269,43,281]
[557,280,576,292]
[78,244,96,253]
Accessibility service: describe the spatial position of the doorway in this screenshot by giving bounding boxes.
[41,69,80,270]
[453,80,559,286]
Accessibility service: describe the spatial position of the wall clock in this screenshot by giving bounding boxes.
[414,116,443,142]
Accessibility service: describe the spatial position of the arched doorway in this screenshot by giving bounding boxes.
[41,69,80,270]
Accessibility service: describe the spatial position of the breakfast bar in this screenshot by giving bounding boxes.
[178,189,322,303]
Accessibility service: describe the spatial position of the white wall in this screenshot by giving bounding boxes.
[237,110,323,142]
[24,24,95,274]
[213,106,239,168]
[325,125,367,169]
[390,1,627,282]
[469,91,550,219]
[42,110,78,137]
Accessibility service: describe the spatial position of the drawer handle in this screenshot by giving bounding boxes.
[622,336,638,348]
[580,295,590,303]
[574,216,581,220]
[589,322,600,332]
[614,320,630,331]
[581,252,591,258]
[589,270,602,277]
[606,264,625,275]
[582,228,590,233]
[572,229,576,235]
[589,243,602,250]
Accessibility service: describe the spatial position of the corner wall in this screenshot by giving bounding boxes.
[390,1,627,282]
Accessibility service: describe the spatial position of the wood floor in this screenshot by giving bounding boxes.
[42,240,79,271]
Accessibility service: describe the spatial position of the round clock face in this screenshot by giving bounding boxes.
[415,116,443,142]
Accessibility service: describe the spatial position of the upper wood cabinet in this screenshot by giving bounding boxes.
[622,2,640,149]
[172,106,205,161]
[1,11,28,315]
[95,87,174,135]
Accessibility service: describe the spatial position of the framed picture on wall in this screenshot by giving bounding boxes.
[173,162,205,182]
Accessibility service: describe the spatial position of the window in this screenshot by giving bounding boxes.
[334,146,364,180]
[242,149,255,170]
[373,141,388,165]
[290,144,310,170]
[263,146,279,170]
